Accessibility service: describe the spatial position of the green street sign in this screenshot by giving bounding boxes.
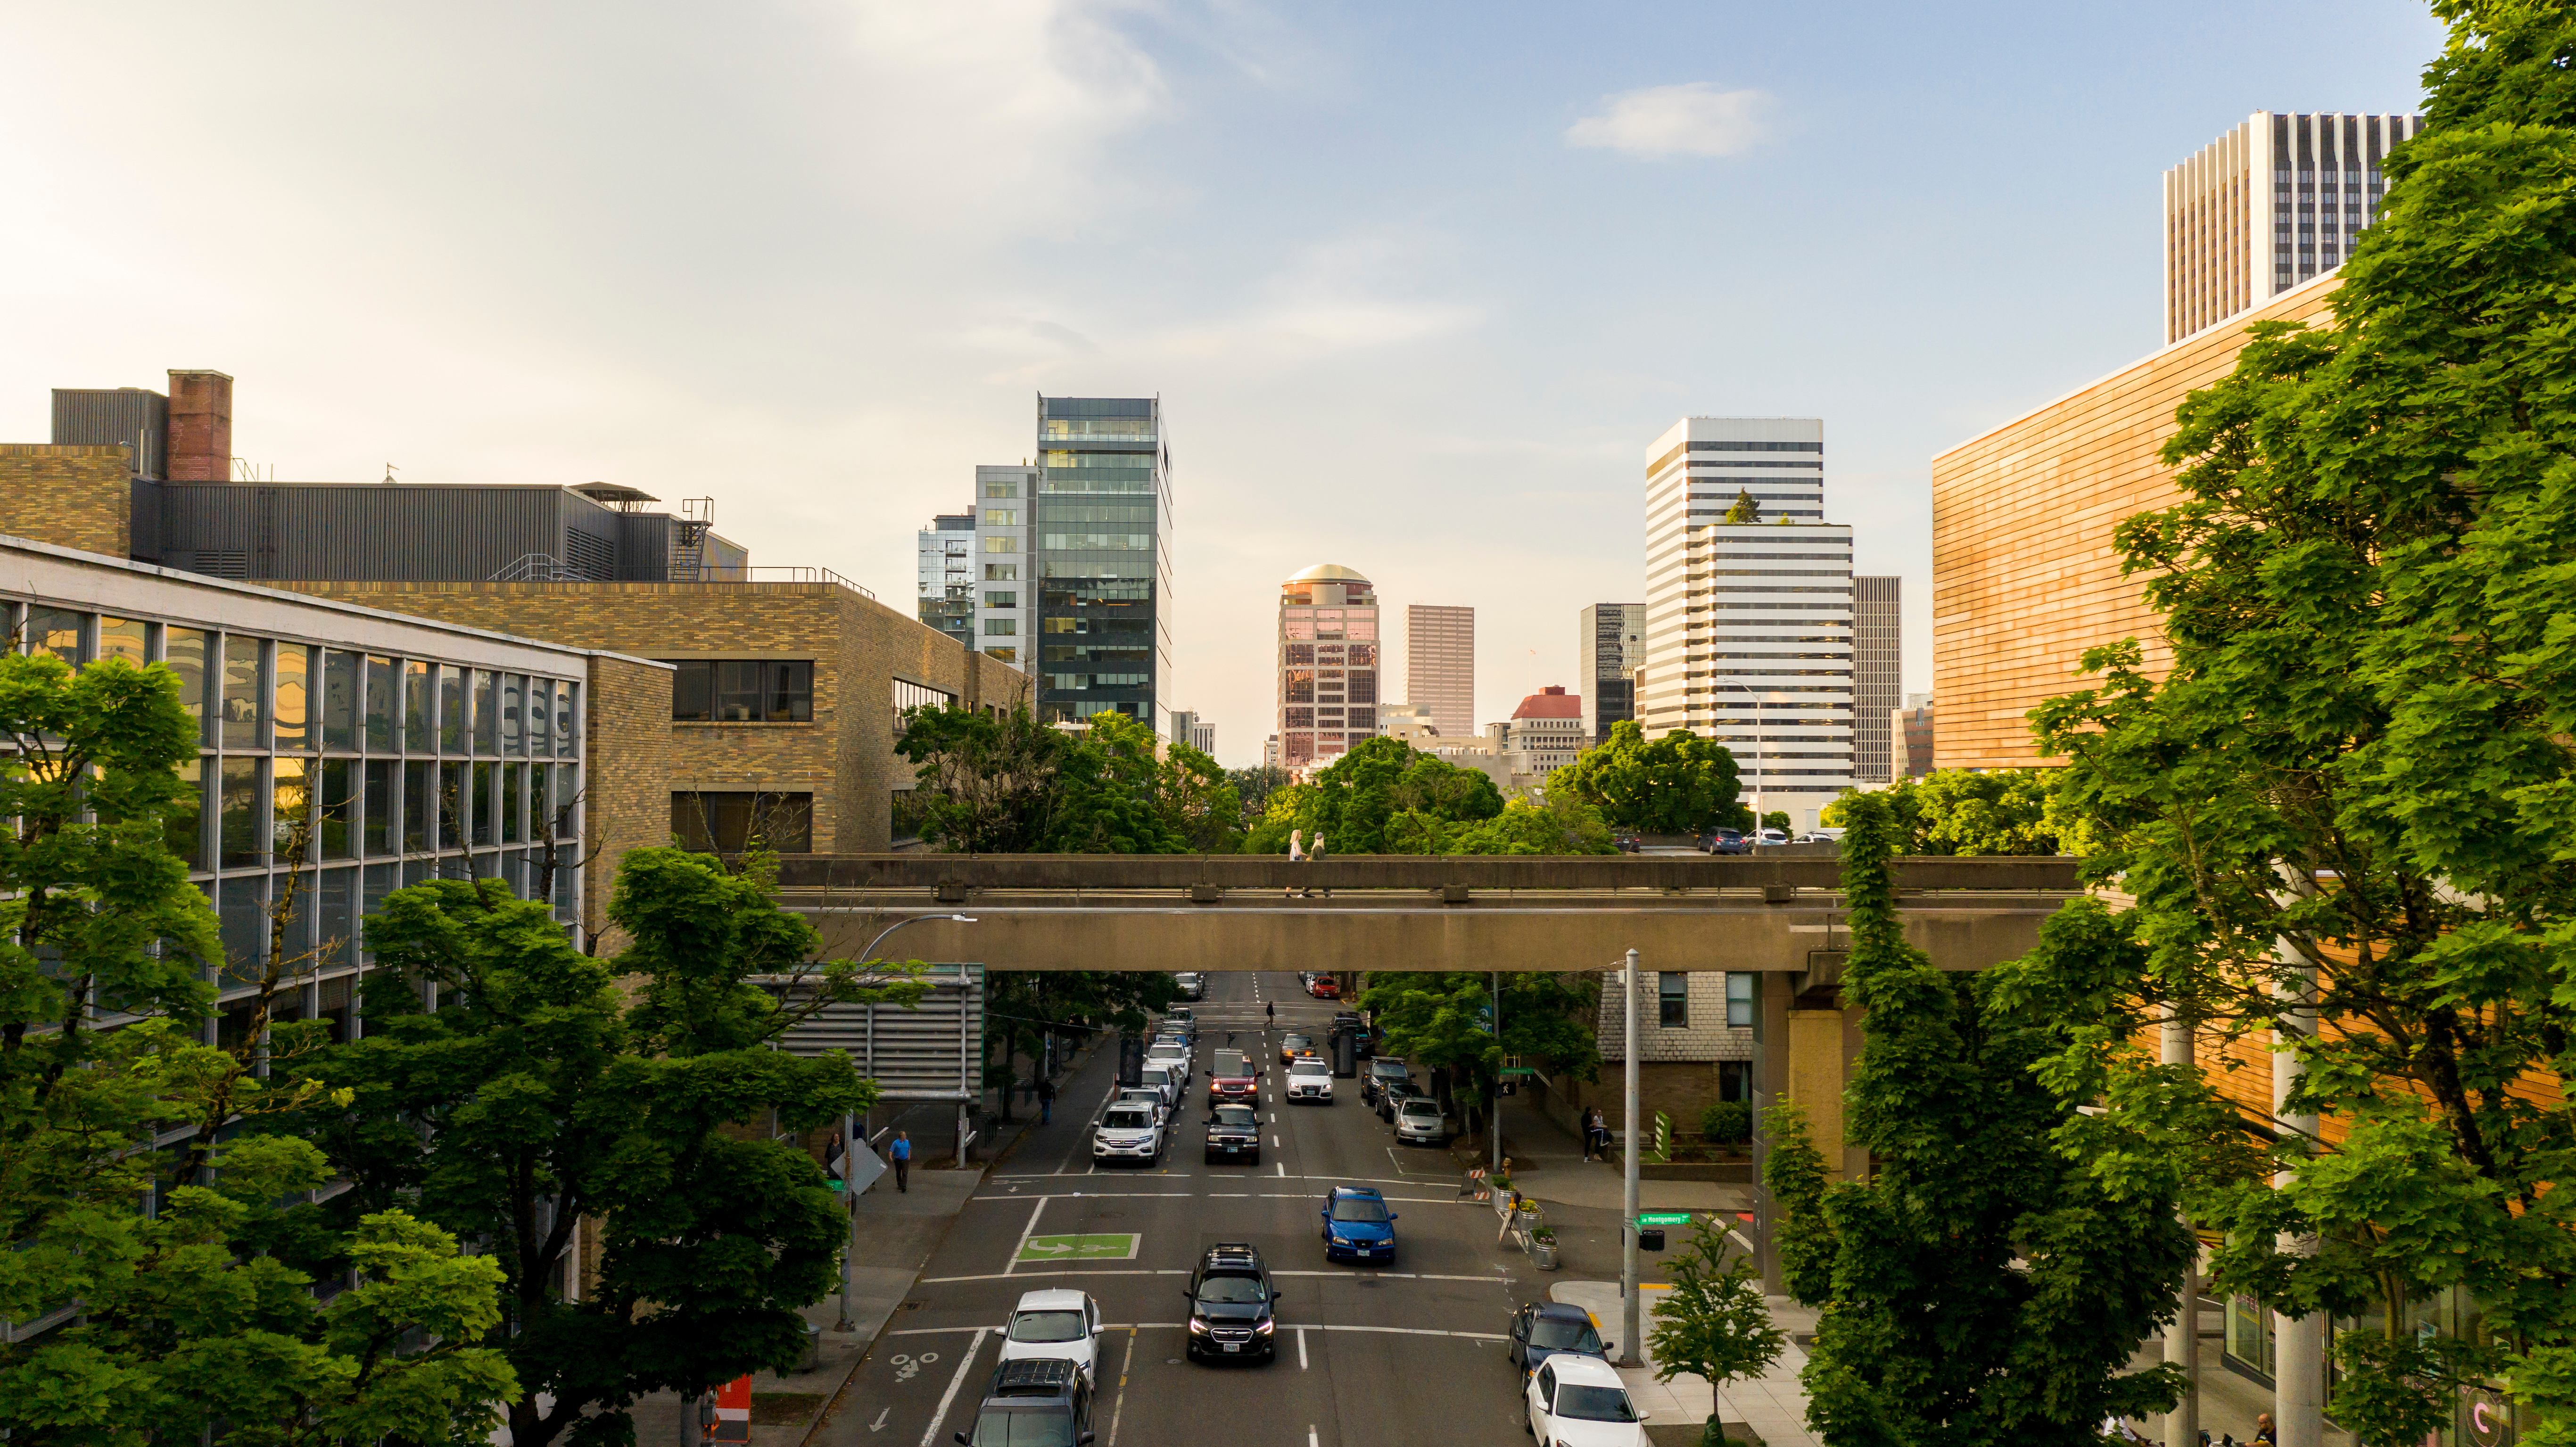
[1497,1067,1536,1077]
[1636,1212,1693,1227]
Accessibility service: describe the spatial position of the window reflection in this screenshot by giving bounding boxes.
[166,628,211,743]
[222,636,264,749]
[97,617,147,666]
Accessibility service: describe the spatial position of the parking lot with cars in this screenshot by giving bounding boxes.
[820,971,1597,1447]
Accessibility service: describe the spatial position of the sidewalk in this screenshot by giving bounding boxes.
[1552,1278,1819,1447]
[1492,1094,1752,1216]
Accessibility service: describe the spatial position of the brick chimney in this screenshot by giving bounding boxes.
[165,370,233,481]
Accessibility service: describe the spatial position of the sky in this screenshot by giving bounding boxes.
[0,0,2443,766]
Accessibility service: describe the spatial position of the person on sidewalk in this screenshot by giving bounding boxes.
[1037,1077,1056,1124]
[890,1130,911,1193]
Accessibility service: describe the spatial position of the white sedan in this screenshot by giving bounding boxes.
[1524,1353,1649,1446]
[998,1288,1102,1383]
[1285,1057,1333,1104]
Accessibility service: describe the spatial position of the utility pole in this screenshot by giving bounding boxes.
[1491,970,1503,1181]
[836,1109,859,1331]
[2274,955,2324,1447]
[1619,948,1642,1368]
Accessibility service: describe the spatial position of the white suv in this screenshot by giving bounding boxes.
[999,1289,1102,1383]
[1092,1102,1164,1165]
[1285,1057,1333,1104]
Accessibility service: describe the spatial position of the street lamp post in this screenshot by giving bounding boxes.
[835,912,975,1332]
[1619,949,1643,1367]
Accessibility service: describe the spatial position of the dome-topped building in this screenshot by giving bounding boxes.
[1276,564,1380,772]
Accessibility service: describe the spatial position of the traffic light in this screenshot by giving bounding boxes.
[1637,1227,1666,1252]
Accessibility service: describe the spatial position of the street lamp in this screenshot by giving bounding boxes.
[836,912,975,1331]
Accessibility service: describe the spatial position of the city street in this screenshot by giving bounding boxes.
[816,972,1543,1447]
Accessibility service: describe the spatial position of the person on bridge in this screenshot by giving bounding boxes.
[1287,830,1308,897]
[890,1130,911,1192]
[1037,1076,1056,1124]
[1311,832,1330,897]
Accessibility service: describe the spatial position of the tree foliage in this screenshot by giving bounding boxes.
[897,705,1242,854]
[1355,970,1599,1136]
[1819,769,2068,855]
[1763,793,2192,1446]
[2011,4,2576,1435]
[0,650,516,1447]
[1243,736,1505,854]
[1226,764,1293,822]
[1548,720,1746,834]
[1646,1222,1784,1406]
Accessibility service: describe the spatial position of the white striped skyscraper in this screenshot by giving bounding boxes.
[2165,111,2420,344]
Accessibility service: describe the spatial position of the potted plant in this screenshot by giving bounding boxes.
[1646,1219,1783,1446]
[1527,1225,1559,1270]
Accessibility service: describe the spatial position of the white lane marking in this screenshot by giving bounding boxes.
[1271,1135,1281,1148]
[869,1407,890,1432]
[918,1327,987,1447]
[1308,1429,1319,1447]
[1275,1161,1286,1177]
[1297,1326,1309,1370]
[922,1269,1189,1284]
[1269,1112,1277,1124]
[1105,1327,1134,1447]
[1004,1196,1048,1274]
[968,1185,1452,1201]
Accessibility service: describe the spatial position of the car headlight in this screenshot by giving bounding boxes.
[1188,1317,1209,1334]
[1255,1318,1274,1334]
[1330,1234,1351,1246]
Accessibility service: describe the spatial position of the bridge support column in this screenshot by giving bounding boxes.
[1751,970,1792,1292]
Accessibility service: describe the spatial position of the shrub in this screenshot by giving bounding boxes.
[1701,1099,1752,1145]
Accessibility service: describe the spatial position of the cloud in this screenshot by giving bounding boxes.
[1566,82,1770,158]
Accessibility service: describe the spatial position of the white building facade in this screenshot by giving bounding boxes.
[2163,111,2421,345]
[1639,416,1854,830]
[971,463,1039,669]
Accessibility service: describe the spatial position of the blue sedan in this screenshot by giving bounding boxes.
[1319,1186,1398,1264]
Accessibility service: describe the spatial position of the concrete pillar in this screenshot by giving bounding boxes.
[1751,970,1792,1292]
[1786,1008,1848,1181]
[2274,959,2323,1447]
[2162,1008,2199,1447]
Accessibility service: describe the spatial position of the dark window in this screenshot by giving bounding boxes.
[665,660,814,723]
[671,791,814,853]
[168,758,205,869]
[403,761,431,853]
[219,758,261,868]
[322,650,360,750]
[364,759,396,856]
[319,758,356,861]
[1659,971,1688,1028]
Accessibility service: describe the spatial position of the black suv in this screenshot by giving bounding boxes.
[1204,1103,1261,1166]
[954,1357,1093,1447]
[1182,1242,1280,1364]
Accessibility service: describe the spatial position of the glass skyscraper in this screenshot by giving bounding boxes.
[1033,395,1171,727]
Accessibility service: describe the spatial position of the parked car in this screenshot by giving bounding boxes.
[1279,1032,1315,1066]
[1752,827,1790,847]
[956,1357,1093,1447]
[1376,1081,1431,1124]
[1318,1186,1397,1264]
[1611,830,1641,853]
[1394,1095,1455,1147]
[1144,1044,1192,1092]
[1207,1049,1258,1106]
[1285,1057,1333,1104]
[1204,1103,1261,1166]
[1181,1243,1280,1365]
[1506,1301,1608,1377]
[1306,975,1340,999]
[1523,1354,1647,1445]
[998,1289,1102,1384]
[1136,1064,1182,1112]
[1092,1102,1164,1166]
[1173,972,1205,1000]
[1700,827,1750,855]
[1361,1056,1411,1107]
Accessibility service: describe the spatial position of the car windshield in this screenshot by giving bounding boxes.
[1372,1061,1407,1076]
[1009,1310,1087,1343]
[1102,1109,1153,1129]
[1283,1035,1311,1049]
[1213,1107,1257,1126]
[1400,1101,1440,1118]
[1328,1197,1389,1223]
[970,1408,1075,1447]
[1289,1060,1329,1074]
[1196,1274,1267,1304]
[1530,1318,1603,1351]
[1553,1385,1641,1422]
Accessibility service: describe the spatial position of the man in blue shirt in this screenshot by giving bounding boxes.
[890,1130,910,1192]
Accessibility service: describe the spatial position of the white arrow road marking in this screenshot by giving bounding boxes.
[917,1327,986,1447]
[868,1408,890,1433]
[1023,1241,1076,1254]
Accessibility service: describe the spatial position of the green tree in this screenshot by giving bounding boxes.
[0,650,517,1446]
[1243,737,1504,854]
[1646,1222,1784,1442]
[2016,4,2576,1432]
[1764,793,2192,1446]
[1445,793,1618,855]
[1819,769,2065,854]
[1548,720,1746,834]
[1226,764,1293,822]
[276,849,916,1447]
[1356,971,1600,1141]
[1724,488,1760,523]
[894,703,1071,852]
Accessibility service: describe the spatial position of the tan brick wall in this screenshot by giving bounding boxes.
[1930,278,2346,771]
[276,579,1027,861]
[0,444,132,559]
[581,653,676,954]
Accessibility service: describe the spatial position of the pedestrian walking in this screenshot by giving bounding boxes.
[1287,830,1308,896]
[1037,1076,1056,1124]
[890,1130,911,1193]
[1265,1000,1275,1026]
[1311,832,1329,897]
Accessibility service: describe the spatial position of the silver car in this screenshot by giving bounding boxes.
[1394,1096,1454,1147]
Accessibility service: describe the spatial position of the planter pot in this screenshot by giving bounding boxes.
[1526,1236,1559,1270]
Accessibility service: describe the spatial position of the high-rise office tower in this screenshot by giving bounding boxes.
[1639,416,1853,829]
[1851,576,1900,783]
[1277,564,1380,772]
[1032,396,1171,727]
[972,463,1039,667]
[916,509,976,650]
[1406,604,1475,743]
[2165,112,2421,344]
[1578,603,1644,743]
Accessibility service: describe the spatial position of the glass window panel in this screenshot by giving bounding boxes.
[364,655,396,752]
[403,857,432,887]
[272,871,316,977]
[221,636,264,749]
[471,762,495,846]
[168,757,205,869]
[362,863,399,955]
[318,758,356,861]
[531,764,552,843]
[166,627,212,745]
[770,661,813,722]
[218,877,266,988]
[671,791,812,853]
[272,757,311,865]
[670,661,712,721]
[502,674,526,755]
[322,651,360,750]
[556,764,580,839]
[219,758,262,869]
[439,666,465,754]
[474,671,498,754]
[317,969,354,1040]
[273,643,311,751]
[552,844,578,919]
[403,761,431,854]
[530,679,555,755]
[556,683,578,752]
[440,762,465,850]
[1659,971,1689,1028]
[97,616,147,667]
[502,764,524,845]
[405,660,434,752]
[715,661,761,722]
[25,606,86,663]
[1726,972,1755,1028]
[363,759,395,857]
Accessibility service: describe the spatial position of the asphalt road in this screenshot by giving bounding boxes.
[816,971,1542,1447]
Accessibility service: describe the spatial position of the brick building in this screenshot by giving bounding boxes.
[1536,969,1755,1144]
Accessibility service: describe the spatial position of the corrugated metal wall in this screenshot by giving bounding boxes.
[158,484,564,581]
[776,965,985,1102]
[615,512,671,581]
[52,389,166,479]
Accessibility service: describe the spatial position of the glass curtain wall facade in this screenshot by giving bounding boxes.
[916,510,976,650]
[1578,602,1643,744]
[1034,396,1170,726]
[4,592,586,1051]
[1276,565,1380,771]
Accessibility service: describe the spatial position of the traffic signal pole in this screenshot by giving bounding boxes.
[1620,948,1642,1368]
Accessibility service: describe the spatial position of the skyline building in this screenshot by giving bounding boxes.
[2164,111,2421,344]
[1405,603,1475,742]
[916,508,976,651]
[1276,564,1380,772]
[1852,576,1901,783]
[1639,415,1854,829]
[1578,603,1644,743]
[1506,686,1585,779]
[1032,395,1171,728]
[971,463,1039,667]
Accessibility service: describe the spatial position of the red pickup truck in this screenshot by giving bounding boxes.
[1208,1049,1258,1106]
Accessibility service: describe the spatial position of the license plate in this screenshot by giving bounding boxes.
[1222,1342,1240,1353]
